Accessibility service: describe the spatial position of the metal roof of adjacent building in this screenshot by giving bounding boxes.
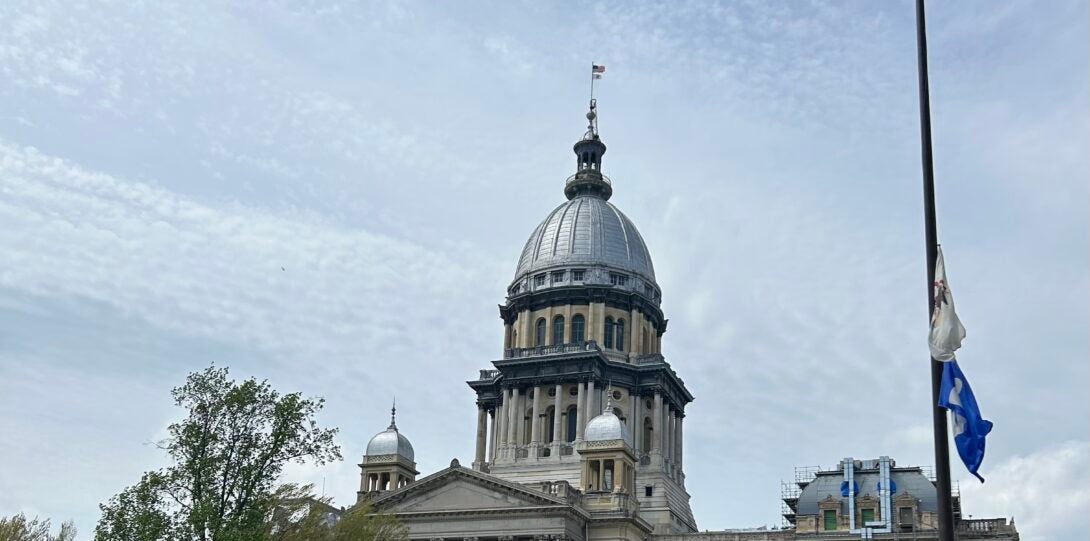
[796,467,938,516]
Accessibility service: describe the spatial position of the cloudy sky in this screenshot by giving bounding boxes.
[0,1,1086,539]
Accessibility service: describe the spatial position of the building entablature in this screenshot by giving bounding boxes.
[467,348,693,411]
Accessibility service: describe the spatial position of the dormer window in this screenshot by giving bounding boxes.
[609,273,628,286]
[572,269,585,281]
[534,274,546,287]
[551,270,566,284]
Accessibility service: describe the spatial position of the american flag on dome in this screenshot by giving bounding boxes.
[592,64,605,79]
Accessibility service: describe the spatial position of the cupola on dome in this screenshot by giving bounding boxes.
[365,406,415,461]
[584,406,632,446]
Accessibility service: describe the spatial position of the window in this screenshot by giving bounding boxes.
[551,270,565,284]
[823,510,837,531]
[511,284,520,295]
[566,406,578,442]
[535,318,546,346]
[552,315,565,345]
[612,390,622,400]
[534,274,546,287]
[861,508,875,525]
[615,319,625,352]
[609,273,628,286]
[898,507,914,529]
[603,317,614,349]
[572,269,585,281]
[645,486,653,497]
[571,314,585,343]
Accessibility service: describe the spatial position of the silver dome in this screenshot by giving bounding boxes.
[365,427,415,461]
[584,409,632,445]
[513,195,656,286]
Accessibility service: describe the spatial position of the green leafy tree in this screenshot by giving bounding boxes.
[0,514,76,541]
[264,484,406,541]
[96,366,341,541]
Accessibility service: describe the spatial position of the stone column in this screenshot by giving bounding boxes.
[627,308,639,354]
[563,305,573,343]
[503,323,513,350]
[575,381,586,441]
[629,393,638,453]
[676,413,684,471]
[507,387,520,448]
[520,309,531,348]
[487,408,496,462]
[514,389,525,446]
[651,392,663,455]
[545,307,555,345]
[473,405,487,468]
[551,383,562,453]
[587,379,597,417]
[667,410,675,464]
[662,404,670,463]
[497,389,508,448]
[588,302,601,344]
[530,385,543,446]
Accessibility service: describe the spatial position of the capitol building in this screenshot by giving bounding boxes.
[347,102,1018,541]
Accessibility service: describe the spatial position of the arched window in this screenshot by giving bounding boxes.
[571,314,586,343]
[546,406,556,443]
[604,317,614,349]
[535,318,546,346]
[566,405,578,442]
[616,319,625,352]
[552,315,565,345]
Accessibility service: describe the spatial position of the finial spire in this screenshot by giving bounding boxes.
[604,380,613,414]
[584,99,599,141]
[388,397,398,430]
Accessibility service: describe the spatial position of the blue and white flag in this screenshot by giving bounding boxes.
[938,360,993,482]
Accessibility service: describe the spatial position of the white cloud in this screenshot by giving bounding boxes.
[960,441,1090,541]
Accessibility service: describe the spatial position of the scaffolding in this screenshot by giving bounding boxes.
[781,466,819,528]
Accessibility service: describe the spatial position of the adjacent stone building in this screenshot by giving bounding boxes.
[345,101,1017,541]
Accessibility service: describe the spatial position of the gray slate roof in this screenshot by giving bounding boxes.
[796,468,938,515]
[514,195,655,285]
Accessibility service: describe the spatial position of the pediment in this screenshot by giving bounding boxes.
[372,466,566,515]
[392,478,550,513]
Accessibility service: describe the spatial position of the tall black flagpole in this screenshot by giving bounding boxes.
[915,1,956,540]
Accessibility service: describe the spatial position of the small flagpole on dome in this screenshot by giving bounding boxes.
[590,62,595,102]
